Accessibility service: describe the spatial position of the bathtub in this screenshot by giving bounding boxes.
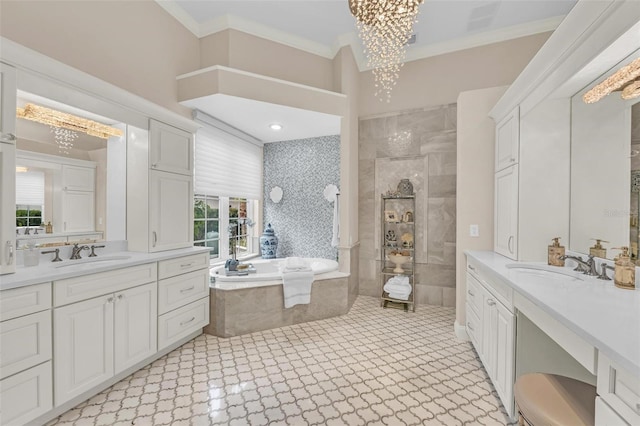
[210,257,340,288]
[205,257,352,337]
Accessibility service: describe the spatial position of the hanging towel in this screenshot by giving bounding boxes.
[282,267,314,308]
[324,184,340,248]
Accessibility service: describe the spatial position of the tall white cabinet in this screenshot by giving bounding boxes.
[127,120,194,252]
[0,63,16,275]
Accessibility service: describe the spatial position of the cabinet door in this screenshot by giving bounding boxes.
[149,170,192,252]
[495,107,519,172]
[0,361,52,426]
[494,165,519,260]
[62,164,95,192]
[0,63,17,144]
[62,190,95,232]
[493,301,515,417]
[54,295,114,406]
[483,293,498,377]
[149,119,193,176]
[0,142,16,274]
[114,283,157,374]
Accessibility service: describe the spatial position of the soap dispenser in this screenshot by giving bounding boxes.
[613,247,635,290]
[548,237,565,267]
[589,239,608,258]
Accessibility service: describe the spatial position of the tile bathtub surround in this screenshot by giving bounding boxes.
[359,105,457,306]
[263,135,340,260]
[48,296,513,426]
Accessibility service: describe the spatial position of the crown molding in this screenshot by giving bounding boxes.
[156,0,563,70]
[154,0,201,37]
[403,15,563,65]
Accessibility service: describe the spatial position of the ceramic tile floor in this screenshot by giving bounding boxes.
[48,296,514,426]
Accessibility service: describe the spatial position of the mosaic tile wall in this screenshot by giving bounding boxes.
[264,135,340,260]
[359,105,458,307]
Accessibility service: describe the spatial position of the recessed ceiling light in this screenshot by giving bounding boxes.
[269,123,283,131]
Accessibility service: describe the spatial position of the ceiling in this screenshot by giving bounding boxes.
[158,0,577,63]
[161,0,576,142]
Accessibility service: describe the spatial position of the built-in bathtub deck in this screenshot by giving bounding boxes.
[204,260,352,337]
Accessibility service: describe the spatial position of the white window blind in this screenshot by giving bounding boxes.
[16,170,45,205]
[194,114,263,200]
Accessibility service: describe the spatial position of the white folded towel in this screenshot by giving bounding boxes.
[384,275,412,300]
[282,268,314,308]
[388,291,411,300]
[285,256,309,271]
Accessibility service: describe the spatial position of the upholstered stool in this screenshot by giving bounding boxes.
[514,373,596,426]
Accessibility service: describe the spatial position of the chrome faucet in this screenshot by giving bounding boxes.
[24,227,31,235]
[70,243,90,260]
[598,263,614,281]
[559,254,598,276]
[89,245,105,257]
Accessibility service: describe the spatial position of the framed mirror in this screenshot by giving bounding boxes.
[569,50,640,261]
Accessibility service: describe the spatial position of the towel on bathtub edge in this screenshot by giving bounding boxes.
[282,268,314,308]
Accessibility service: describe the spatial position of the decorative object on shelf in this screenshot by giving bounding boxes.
[384,210,399,222]
[385,230,397,247]
[269,186,283,203]
[348,0,424,102]
[387,252,412,273]
[583,57,640,103]
[45,221,53,234]
[403,210,414,223]
[397,178,414,196]
[401,232,413,248]
[259,223,279,259]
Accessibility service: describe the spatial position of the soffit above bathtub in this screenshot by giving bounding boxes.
[178,65,344,142]
[156,0,576,68]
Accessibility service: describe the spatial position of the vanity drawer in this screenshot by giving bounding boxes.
[466,274,483,316]
[0,283,51,321]
[158,269,209,315]
[0,361,53,426]
[465,302,482,351]
[158,253,209,280]
[158,297,208,350]
[0,310,52,380]
[54,263,157,306]
[597,353,640,425]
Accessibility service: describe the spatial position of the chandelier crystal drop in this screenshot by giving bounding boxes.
[583,57,640,104]
[349,0,424,102]
[50,126,79,155]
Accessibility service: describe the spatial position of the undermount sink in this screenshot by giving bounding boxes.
[505,263,584,281]
[53,255,132,269]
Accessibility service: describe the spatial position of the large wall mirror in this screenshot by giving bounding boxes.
[570,49,640,261]
[14,91,127,249]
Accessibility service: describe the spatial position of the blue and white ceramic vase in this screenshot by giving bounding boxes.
[260,223,278,259]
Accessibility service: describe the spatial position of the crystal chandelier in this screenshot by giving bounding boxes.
[583,57,640,103]
[50,126,79,155]
[349,0,424,102]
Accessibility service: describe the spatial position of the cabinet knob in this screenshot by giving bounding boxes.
[467,289,475,296]
[468,265,476,271]
[467,322,474,331]
[106,297,114,304]
[0,132,16,142]
[487,299,496,306]
[117,294,124,300]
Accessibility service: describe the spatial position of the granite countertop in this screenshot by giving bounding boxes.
[1,246,210,291]
[465,250,640,377]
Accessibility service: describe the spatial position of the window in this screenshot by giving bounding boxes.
[192,110,263,263]
[16,204,42,227]
[194,195,219,258]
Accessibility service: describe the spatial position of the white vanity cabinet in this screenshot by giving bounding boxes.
[0,282,53,426]
[495,107,519,172]
[0,142,16,275]
[127,121,194,253]
[494,165,519,260]
[466,260,515,417]
[597,353,640,425]
[0,63,17,275]
[157,253,209,350]
[53,266,157,406]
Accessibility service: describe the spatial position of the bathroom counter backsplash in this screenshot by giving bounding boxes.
[1,241,210,291]
[465,250,640,377]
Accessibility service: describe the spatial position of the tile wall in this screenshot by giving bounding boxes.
[358,105,457,307]
[263,136,340,260]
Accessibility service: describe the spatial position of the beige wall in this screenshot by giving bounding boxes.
[455,86,507,329]
[0,0,200,117]
[199,29,334,91]
[359,33,550,117]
